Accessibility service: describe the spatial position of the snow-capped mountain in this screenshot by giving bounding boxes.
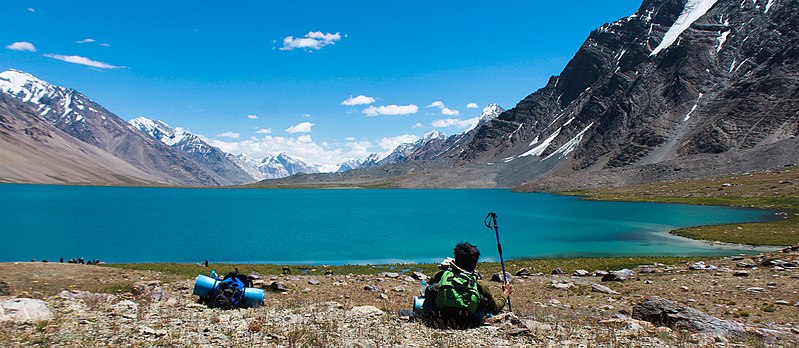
[0,69,243,186]
[258,153,321,179]
[129,117,254,184]
[454,0,799,186]
[230,153,267,181]
[377,130,448,166]
[466,103,505,132]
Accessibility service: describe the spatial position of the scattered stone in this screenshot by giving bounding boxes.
[573,269,590,277]
[132,280,169,302]
[403,276,415,282]
[0,298,53,323]
[733,271,749,277]
[680,286,690,291]
[515,268,531,277]
[551,281,574,290]
[324,270,334,276]
[602,269,634,282]
[411,271,427,280]
[632,297,747,337]
[348,305,384,318]
[0,280,9,296]
[551,268,564,275]
[138,325,167,337]
[731,255,745,261]
[592,283,620,295]
[384,272,400,279]
[644,280,653,284]
[393,286,405,292]
[775,300,790,305]
[491,272,513,283]
[639,267,655,274]
[688,262,717,271]
[308,279,320,285]
[269,282,288,292]
[363,285,382,292]
[379,293,389,300]
[745,287,764,292]
[736,262,757,268]
[593,270,609,277]
[58,290,114,302]
[600,317,654,334]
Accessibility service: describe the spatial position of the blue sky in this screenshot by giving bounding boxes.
[1,1,640,168]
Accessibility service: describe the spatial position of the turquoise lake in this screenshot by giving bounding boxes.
[0,184,775,264]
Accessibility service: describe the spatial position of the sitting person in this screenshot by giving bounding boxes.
[423,242,512,329]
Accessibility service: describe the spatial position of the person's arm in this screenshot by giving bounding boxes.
[477,280,512,314]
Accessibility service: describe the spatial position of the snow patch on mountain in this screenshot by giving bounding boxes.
[650,0,720,56]
[544,123,594,160]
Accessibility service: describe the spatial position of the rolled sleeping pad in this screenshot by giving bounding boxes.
[193,274,219,297]
[243,287,264,307]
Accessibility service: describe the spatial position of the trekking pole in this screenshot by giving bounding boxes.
[484,212,511,312]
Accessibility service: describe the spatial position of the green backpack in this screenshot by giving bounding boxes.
[435,269,481,313]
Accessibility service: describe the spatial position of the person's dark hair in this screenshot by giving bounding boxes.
[453,242,480,272]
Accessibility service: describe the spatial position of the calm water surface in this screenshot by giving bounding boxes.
[0,184,774,264]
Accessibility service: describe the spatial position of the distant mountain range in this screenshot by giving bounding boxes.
[2,0,796,189]
[0,69,328,185]
[255,0,799,189]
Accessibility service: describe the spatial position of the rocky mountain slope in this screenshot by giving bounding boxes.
[0,93,161,185]
[129,117,254,185]
[257,153,321,179]
[451,0,798,185]
[0,69,241,186]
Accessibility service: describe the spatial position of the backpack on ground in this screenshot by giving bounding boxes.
[434,269,481,314]
[206,276,247,309]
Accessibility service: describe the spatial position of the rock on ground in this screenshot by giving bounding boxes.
[0,298,53,322]
[632,297,748,338]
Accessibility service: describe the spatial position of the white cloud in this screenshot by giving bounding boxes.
[217,131,240,139]
[341,95,376,106]
[441,107,460,116]
[297,134,313,143]
[344,137,356,141]
[285,121,314,133]
[256,128,272,134]
[428,101,445,108]
[280,31,342,51]
[432,117,480,130]
[76,38,96,44]
[379,134,419,151]
[6,41,36,52]
[300,113,312,117]
[412,122,424,129]
[44,54,125,69]
[27,8,36,13]
[466,103,479,109]
[363,104,418,117]
[247,114,258,119]
[99,43,111,47]
[427,100,459,115]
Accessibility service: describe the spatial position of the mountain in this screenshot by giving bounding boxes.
[129,117,254,184]
[334,104,505,173]
[258,153,321,179]
[452,0,799,184]
[0,69,228,186]
[230,153,267,181]
[377,130,448,166]
[0,92,161,185]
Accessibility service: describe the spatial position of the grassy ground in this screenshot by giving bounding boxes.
[102,256,706,280]
[565,166,799,246]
